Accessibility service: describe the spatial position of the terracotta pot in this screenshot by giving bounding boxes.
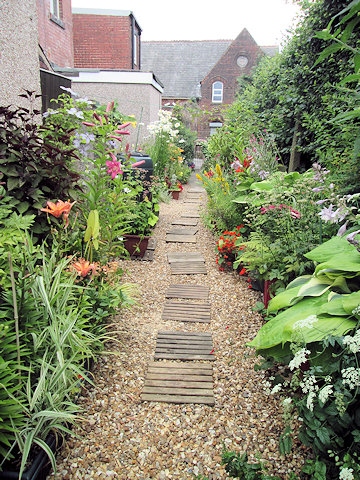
[170,190,180,200]
[123,234,150,257]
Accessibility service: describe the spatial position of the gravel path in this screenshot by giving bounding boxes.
[48,175,309,479]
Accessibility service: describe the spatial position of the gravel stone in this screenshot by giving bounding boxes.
[47,178,310,479]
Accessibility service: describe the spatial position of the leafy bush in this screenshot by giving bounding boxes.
[0,92,81,238]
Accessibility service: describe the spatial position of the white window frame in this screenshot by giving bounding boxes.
[212,81,223,103]
[50,0,60,18]
[209,122,223,135]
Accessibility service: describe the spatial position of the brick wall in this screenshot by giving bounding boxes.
[37,0,74,68]
[198,29,263,138]
[73,13,140,70]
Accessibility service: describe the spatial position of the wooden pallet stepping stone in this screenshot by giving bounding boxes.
[141,361,214,405]
[165,284,209,299]
[166,227,198,235]
[167,252,204,263]
[162,301,211,323]
[186,192,205,199]
[188,187,205,193]
[181,212,200,218]
[166,234,196,243]
[170,262,207,275]
[171,217,198,226]
[155,331,214,360]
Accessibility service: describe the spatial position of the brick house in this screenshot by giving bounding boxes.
[59,8,163,146]
[72,9,141,70]
[141,29,278,139]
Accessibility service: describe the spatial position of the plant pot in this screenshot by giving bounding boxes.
[123,234,150,257]
[170,190,180,200]
[0,434,59,480]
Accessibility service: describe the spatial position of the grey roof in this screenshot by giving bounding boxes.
[141,40,278,99]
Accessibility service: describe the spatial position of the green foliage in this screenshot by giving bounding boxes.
[248,236,360,360]
[0,92,81,238]
[221,447,281,480]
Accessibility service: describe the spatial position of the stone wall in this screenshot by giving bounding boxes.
[0,0,41,110]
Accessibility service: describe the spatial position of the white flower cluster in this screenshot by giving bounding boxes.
[300,374,319,412]
[288,348,310,371]
[343,330,360,353]
[318,384,333,405]
[341,367,360,390]
[339,467,354,480]
[147,110,179,139]
[293,315,318,330]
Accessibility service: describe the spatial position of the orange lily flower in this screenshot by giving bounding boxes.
[71,258,98,278]
[41,200,76,227]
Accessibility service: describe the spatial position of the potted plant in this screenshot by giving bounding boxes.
[123,195,159,257]
[167,175,183,200]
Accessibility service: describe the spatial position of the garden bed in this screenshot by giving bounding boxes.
[47,180,310,479]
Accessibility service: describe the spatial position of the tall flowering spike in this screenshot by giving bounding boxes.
[93,112,103,124]
[106,101,114,112]
[131,160,146,168]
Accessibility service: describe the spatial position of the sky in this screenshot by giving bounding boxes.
[71,0,301,46]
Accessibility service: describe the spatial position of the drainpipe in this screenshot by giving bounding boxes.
[131,14,135,70]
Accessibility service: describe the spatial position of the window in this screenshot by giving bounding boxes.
[212,81,223,103]
[209,122,223,135]
[50,0,60,18]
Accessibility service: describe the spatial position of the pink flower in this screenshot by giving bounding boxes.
[131,160,146,168]
[82,121,96,127]
[106,101,114,112]
[289,208,301,219]
[109,135,125,142]
[106,153,123,179]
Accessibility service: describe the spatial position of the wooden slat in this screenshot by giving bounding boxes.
[157,331,212,340]
[147,361,212,371]
[170,262,207,275]
[171,218,198,226]
[165,284,209,299]
[181,212,200,218]
[143,386,213,396]
[166,234,197,243]
[162,302,211,323]
[167,252,204,263]
[145,379,213,388]
[141,362,214,405]
[141,393,214,405]
[166,228,198,235]
[155,330,214,359]
[188,188,205,193]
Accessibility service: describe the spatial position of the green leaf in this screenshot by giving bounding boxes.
[298,277,332,297]
[305,236,355,263]
[248,294,356,354]
[342,290,360,314]
[84,210,100,243]
[267,284,304,312]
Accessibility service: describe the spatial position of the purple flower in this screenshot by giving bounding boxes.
[346,230,360,248]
